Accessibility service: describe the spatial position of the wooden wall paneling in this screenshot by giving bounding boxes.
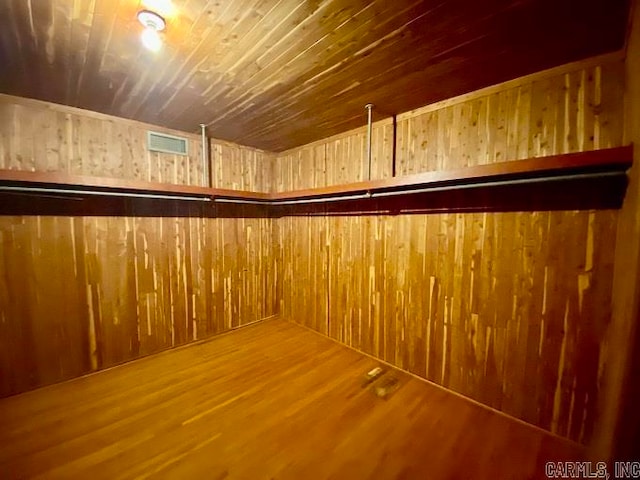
[192,214,213,341]
[272,217,283,323]
[0,210,280,397]
[187,214,210,342]
[261,217,278,320]
[312,144,328,190]
[208,215,226,336]
[210,140,274,192]
[79,115,109,177]
[0,97,281,398]
[84,216,138,368]
[115,115,133,181]
[390,60,625,179]
[590,1,640,459]
[210,141,224,189]
[3,104,35,171]
[529,73,566,156]
[437,213,455,390]
[220,215,247,330]
[183,213,202,341]
[214,142,241,191]
[424,110,443,173]
[327,131,364,185]
[34,215,90,382]
[275,216,287,323]
[438,105,456,170]
[185,136,201,187]
[502,84,532,162]
[166,214,190,346]
[0,95,209,186]
[74,113,92,175]
[598,60,626,149]
[323,122,392,185]
[215,213,277,331]
[154,149,172,185]
[459,100,477,168]
[272,143,324,191]
[395,110,413,175]
[558,211,588,440]
[30,106,50,173]
[133,216,171,357]
[268,217,279,319]
[371,121,394,180]
[273,150,289,192]
[255,151,275,193]
[66,111,80,175]
[490,89,512,162]
[369,215,387,360]
[239,216,259,326]
[328,215,355,345]
[461,213,487,399]
[527,63,626,157]
[272,150,291,193]
[0,104,13,170]
[0,216,91,396]
[578,212,617,442]
[304,215,328,335]
[408,214,428,377]
[273,119,393,192]
[288,145,302,192]
[278,216,291,327]
[280,215,328,336]
[275,56,625,443]
[424,214,441,384]
[446,213,466,398]
[280,210,617,443]
[295,144,326,191]
[378,215,395,368]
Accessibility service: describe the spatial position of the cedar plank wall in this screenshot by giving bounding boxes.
[0,96,206,185]
[211,140,274,193]
[0,95,277,397]
[591,0,640,460]
[274,54,625,444]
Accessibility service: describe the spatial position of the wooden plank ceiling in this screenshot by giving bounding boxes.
[0,0,630,152]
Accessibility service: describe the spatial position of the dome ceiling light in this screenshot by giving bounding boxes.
[137,10,166,52]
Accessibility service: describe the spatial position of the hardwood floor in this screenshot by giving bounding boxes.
[0,319,582,479]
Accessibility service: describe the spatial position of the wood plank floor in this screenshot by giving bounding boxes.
[0,319,582,479]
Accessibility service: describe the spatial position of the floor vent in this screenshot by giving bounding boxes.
[147,131,188,155]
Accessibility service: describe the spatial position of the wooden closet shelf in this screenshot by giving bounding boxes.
[0,146,632,205]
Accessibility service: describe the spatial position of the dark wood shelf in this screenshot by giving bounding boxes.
[271,146,633,201]
[0,170,271,202]
[0,146,633,207]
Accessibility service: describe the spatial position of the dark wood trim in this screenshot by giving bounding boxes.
[209,188,271,201]
[0,146,633,206]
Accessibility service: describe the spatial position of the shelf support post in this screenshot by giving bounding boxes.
[366,104,374,181]
[200,124,210,188]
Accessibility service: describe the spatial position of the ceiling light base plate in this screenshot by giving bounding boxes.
[137,10,166,31]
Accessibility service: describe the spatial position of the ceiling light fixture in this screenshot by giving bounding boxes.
[137,10,166,52]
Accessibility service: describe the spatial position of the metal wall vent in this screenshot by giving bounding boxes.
[147,131,188,155]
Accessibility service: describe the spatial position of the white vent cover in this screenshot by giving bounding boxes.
[147,131,188,155]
